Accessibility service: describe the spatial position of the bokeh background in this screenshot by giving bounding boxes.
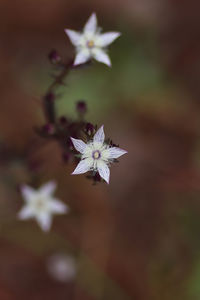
[1,0,200,299]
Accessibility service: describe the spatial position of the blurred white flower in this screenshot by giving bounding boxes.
[18,181,69,232]
[65,12,121,67]
[71,125,127,184]
[47,254,76,282]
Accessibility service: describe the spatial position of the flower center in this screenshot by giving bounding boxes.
[35,197,45,211]
[87,40,95,48]
[92,150,101,160]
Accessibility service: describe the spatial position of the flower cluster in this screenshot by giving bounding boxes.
[17,12,127,232]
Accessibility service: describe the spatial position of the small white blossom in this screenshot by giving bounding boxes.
[18,181,69,232]
[64,12,121,67]
[47,254,76,282]
[70,125,127,184]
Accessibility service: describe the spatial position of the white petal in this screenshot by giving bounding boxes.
[21,185,36,202]
[64,29,81,46]
[97,32,121,47]
[92,48,111,66]
[73,49,90,65]
[39,181,57,196]
[107,147,128,159]
[36,213,52,232]
[97,161,110,184]
[84,13,97,34]
[82,145,93,159]
[70,137,87,154]
[50,200,69,214]
[93,125,105,143]
[71,158,93,175]
[18,206,34,220]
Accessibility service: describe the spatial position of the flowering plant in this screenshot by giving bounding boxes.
[38,12,127,185]
[14,13,127,230]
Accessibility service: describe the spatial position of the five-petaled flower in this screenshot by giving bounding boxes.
[18,181,69,232]
[65,12,121,67]
[70,125,127,184]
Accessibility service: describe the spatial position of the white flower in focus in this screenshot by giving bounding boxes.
[70,125,127,184]
[47,254,76,282]
[64,12,121,67]
[18,181,69,232]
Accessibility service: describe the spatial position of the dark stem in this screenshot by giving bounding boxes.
[43,59,74,123]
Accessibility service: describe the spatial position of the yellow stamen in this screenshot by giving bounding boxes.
[87,40,95,48]
[93,150,101,159]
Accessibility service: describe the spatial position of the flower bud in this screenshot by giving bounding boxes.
[93,172,101,182]
[59,116,68,126]
[76,101,87,115]
[85,123,95,135]
[48,50,61,64]
[42,123,55,135]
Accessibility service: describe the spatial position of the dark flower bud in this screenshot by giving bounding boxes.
[85,123,95,135]
[93,172,101,182]
[76,101,87,114]
[59,116,68,126]
[48,50,61,64]
[42,123,55,135]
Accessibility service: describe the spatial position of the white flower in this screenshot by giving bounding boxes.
[18,181,69,232]
[47,254,76,282]
[70,125,127,184]
[64,12,121,67]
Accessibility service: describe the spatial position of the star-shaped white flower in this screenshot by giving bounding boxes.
[18,181,69,232]
[70,125,127,184]
[64,12,121,67]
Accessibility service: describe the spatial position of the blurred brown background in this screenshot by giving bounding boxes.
[1,0,200,299]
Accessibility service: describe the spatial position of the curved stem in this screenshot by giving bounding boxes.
[43,60,74,123]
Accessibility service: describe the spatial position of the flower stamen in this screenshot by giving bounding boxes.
[35,197,45,210]
[87,40,95,48]
[92,150,101,159]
